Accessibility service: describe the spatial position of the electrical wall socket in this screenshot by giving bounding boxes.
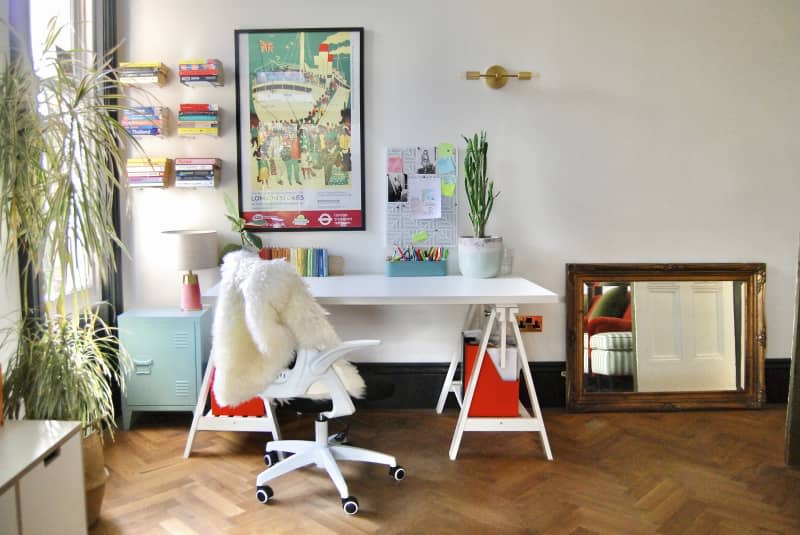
[518,315,543,332]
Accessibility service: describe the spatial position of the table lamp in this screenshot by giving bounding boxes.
[163,230,218,311]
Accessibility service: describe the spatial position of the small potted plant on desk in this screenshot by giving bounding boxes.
[459,131,503,278]
[0,19,134,527]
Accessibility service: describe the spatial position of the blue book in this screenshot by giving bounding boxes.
[126,126,161,136]
[127,106,159,114]
[178,114,218,121]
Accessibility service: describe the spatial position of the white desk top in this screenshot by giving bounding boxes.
[205,274,558,306]
[0,420,82,493]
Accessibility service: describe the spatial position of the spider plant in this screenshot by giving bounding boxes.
[0,18,136,437]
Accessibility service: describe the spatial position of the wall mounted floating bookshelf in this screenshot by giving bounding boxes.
[119,61,168,87]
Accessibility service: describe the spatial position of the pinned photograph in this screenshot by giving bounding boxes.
[416,146,436,175]
[388,173,407,202]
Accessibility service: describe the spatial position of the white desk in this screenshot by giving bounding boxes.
[199,274,558,460]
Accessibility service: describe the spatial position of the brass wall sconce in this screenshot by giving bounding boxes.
[465,65,538,89]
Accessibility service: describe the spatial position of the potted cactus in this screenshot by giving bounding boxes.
[459,131,502,278]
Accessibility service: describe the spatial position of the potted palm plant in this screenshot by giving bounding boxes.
[0,19,134,526]
[459,131,503,278]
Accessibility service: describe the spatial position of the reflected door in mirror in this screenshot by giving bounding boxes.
[633,281,742,392]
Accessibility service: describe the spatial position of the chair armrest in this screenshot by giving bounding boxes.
[310,339,380,375]
[587,317,632,337]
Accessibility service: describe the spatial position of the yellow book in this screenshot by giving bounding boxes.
[177,127,219,135]
[120,61,168,72]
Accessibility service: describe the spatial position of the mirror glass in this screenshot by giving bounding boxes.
[582,280,745,394]
[566,264,766,412]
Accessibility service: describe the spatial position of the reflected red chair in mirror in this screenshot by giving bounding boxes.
[584,284,632,376]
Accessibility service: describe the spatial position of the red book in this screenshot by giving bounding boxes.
[178,69,220,76]
[180,103,218,112]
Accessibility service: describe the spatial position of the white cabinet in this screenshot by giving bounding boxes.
[0,421,86,535]
[0,485,18,535]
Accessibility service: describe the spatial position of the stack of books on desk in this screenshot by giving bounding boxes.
[177,104,219,136]
[121,107,168,137]
[178,59,223,86]
[174,158,221,188]
[126,157,173,188]
[266,248,329,277]
[119,62,168,86]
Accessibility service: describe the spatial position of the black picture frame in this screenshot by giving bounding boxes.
[234,27,365,231]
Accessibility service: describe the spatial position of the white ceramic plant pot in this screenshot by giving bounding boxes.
[458,236,503,278]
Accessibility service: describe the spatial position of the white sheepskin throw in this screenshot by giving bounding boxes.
[211,250,365,406]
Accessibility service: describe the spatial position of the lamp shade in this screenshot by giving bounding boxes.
[163,230,218,271]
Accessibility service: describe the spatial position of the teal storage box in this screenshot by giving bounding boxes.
[386,260,447,277]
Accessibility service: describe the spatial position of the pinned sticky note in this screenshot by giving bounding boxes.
[437,143,454,158]
[411,230,429,243]
[442,183,456,197]
[437,157,455,175]
[387,155,403,173]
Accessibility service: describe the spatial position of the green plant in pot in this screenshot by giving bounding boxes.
[459,131,502,278]
[0,19,134,526]
[221,192,264,260]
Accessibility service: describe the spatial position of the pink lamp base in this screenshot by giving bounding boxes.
[182,282,203,311]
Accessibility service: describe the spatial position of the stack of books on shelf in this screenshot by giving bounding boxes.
[126,157,173,188]
[119,62,168,86]
[121,106,168,137]
[266,248,329,277]
[174,158,221,188]
[177,103,219,136]
[178,58,224,86]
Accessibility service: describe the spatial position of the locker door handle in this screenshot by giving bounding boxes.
[133,359,154,375]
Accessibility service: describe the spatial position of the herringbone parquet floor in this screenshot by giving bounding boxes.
[92,406,800,534]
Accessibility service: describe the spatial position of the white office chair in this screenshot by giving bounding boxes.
[256,340,405,515]
[210,252,405,514]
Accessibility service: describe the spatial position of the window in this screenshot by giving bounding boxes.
[29,0,102,309]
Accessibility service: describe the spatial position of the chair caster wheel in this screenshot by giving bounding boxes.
[389,465,406,481]
[256,485,273,504]
[342,496,359,515]
[264,451,280,467]
[330,424,350,445]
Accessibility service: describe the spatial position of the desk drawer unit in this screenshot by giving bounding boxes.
[119,308,212,430]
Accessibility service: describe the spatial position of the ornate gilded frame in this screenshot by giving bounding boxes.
[566,263,766,412]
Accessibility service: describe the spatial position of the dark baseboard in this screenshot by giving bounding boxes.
[765,358,791,403]
[355,359,791,410]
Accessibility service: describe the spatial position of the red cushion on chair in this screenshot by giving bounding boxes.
[587,317,632,338]
[209,369,266,416]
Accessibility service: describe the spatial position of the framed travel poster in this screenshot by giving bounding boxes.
[234,27,365,231]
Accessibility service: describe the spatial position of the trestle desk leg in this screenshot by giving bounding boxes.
[184,357,214,458]
[510,310,553,460]
[449,308,497,460]
[436,304,478,413]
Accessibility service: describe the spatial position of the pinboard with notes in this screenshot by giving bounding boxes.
[385,143,459,248]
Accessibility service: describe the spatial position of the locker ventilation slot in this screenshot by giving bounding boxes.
[173,331,190,349]
[175,380,190,397]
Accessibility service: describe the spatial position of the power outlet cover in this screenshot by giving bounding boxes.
[518,315,543,332]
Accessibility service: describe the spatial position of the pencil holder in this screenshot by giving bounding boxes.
[386,260,447,277]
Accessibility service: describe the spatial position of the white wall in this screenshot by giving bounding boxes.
[118,0,800,363]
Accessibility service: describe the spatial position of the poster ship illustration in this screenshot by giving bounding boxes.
[239,29,363,230]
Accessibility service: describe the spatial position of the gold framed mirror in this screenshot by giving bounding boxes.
[566,263,766,411]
